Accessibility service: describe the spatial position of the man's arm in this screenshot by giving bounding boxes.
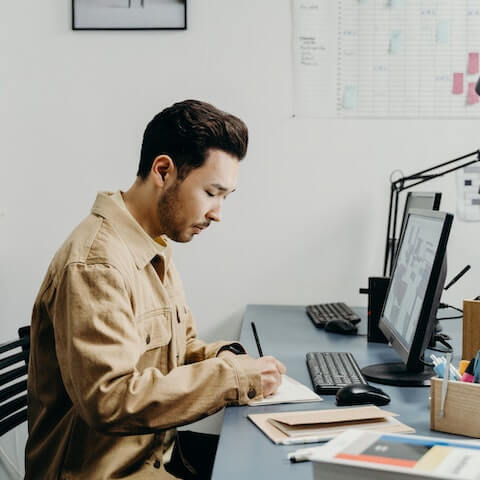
[181,306,287,398]
[51,262,265,435]
[181,306,245,363]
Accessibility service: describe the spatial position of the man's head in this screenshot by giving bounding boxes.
[138,99,248,181]
[132,100,248,243]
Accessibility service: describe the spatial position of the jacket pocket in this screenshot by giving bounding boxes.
[137,309,172,373]
[173,305,188,366]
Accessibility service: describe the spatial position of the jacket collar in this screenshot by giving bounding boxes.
[91,191,171,270]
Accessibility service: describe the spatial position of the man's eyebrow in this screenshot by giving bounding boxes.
[210,183,236,193]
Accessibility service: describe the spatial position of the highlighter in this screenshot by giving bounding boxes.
[459,360,470,376]
[461,358,475,382]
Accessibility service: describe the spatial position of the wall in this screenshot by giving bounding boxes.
[1,0,479,446]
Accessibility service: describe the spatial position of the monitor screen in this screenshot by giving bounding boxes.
[362,209,453,386]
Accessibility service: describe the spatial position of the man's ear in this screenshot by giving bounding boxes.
[151,155,175,186]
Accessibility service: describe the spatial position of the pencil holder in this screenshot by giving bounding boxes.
[462,299,480,361]
[430,377,480,438]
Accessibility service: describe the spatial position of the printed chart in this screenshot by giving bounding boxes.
[292,0,480,118]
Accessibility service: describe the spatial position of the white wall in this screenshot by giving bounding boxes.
[0,0,480,468]
[2,0,479,344]
[1,0,479,441]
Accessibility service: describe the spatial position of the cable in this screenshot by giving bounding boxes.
[426,334,453,354]
[438,302,463,313]
[436,315,462,320]
[419,355,434,367]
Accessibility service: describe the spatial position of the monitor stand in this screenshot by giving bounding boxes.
[361,362,435,387]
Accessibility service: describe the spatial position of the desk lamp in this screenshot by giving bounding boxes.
[383,149,480,277]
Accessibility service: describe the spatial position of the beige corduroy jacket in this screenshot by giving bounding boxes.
[25,191,262,480]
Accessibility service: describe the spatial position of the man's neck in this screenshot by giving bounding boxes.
[122,180,161,238]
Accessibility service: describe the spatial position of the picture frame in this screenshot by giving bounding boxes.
[72,0,187,31]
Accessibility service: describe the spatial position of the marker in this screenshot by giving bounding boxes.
[459,360,470,376]
[461,358,475,382]
[250,322,263,357]
[288,446,324,462]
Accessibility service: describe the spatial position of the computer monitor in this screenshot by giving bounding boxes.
[395,191,442,259]
[362,209,453,387]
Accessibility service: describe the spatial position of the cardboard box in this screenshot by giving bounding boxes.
[462,299,480,361]
[430,377,480,438]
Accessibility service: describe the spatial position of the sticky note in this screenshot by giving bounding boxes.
[467,82,479,105]
[343,86,357,110]
[436,20,449,45]
[468,52,479,75]
[452,73,464,94]
[390,31,402,55]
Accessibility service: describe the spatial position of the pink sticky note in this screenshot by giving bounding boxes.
[452,72,464,94]
[468,52,479,75]
[467,82,479,105]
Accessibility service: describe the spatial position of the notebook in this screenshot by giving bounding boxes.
[248,374,322,406]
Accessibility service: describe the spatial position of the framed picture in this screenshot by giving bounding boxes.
[72,0,187,30]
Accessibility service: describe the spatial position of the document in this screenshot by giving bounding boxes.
[310,429,480,480]
[248,405,414,445]
[248,374,322,406]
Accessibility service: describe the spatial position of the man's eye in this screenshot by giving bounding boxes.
[206,191,215,197]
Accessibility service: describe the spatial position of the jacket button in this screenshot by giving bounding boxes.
[146,334,151,345]
[247,388,256,399]
[153,459,161,469]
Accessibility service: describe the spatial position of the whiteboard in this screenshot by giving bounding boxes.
[292,0,480,118]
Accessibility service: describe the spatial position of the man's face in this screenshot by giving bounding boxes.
[157,149,239,242]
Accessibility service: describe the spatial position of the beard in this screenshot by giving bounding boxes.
[156,181,191,243]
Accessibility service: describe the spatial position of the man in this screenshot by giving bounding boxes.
[25,100,285,479]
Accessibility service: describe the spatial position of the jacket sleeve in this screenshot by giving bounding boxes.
[182,306,247,363]
[51,262,262,435]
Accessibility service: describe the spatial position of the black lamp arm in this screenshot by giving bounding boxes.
[382,149,480,277]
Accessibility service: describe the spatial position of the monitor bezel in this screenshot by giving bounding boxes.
[398,191,442,246]
[379,208,453,373]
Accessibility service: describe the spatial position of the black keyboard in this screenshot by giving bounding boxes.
[306,351,368,394]
[306,302,361,328]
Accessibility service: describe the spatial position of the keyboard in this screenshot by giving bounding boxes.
[306,302,361,328]
[306,351,368,394]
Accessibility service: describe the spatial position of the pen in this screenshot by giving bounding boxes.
[283,435,334,446]
[444,264,471,290]
[440,352,451,417]
[430,354,460,381]
[250,322,263,357]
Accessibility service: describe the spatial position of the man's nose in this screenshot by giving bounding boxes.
[207,202,222,223]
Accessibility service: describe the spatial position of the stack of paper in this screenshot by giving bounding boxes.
[248,405,414,445]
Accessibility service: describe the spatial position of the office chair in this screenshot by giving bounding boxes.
[0,327,30,436]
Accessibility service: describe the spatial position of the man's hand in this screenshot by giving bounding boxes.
[255,356,286,397]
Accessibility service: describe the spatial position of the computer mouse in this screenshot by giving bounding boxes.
[336,383,391,407]
[324,318,358,335]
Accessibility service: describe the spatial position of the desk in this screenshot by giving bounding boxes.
[211,304,465,480]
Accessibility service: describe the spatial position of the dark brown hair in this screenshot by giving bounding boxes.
[138,100,248,180]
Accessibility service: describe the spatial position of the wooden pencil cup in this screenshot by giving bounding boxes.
[430,377,480,438]
[462,299,480,361]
